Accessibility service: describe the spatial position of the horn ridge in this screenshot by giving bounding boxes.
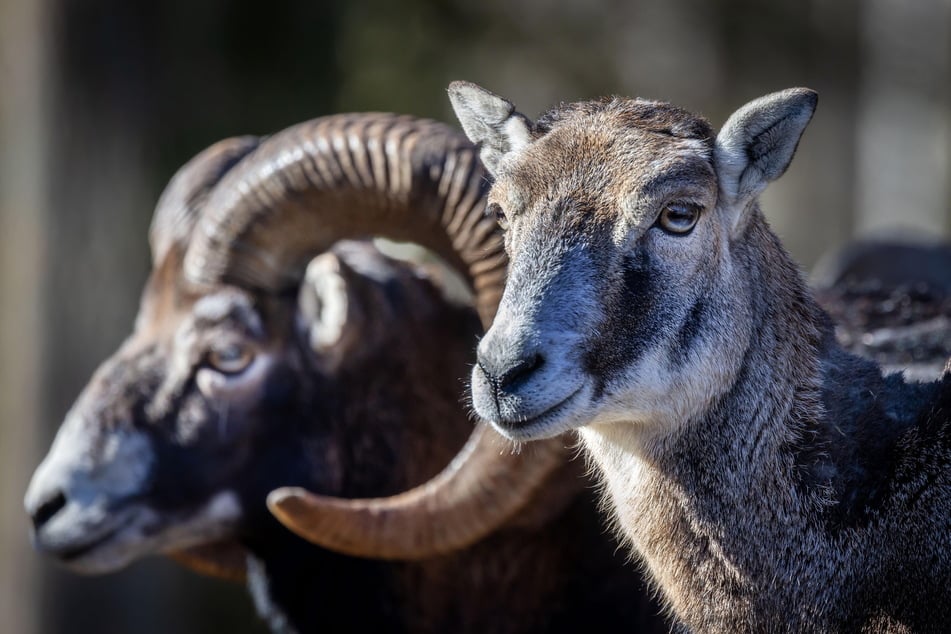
[179,111,566,560]
[149,136,260,266]
[183,113,490,308]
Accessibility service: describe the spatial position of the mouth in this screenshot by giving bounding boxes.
[57,520,131,562]
[493,385,586,441]
[35,512,138,567]
[31,490,242,575]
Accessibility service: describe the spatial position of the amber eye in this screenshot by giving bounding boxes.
[208,343,254,375]
[487,203,509,230]
[657,202,700,235]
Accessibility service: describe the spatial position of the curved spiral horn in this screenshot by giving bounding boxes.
[184,113,506,325]
[268,424,566,560]
[150,136,260,266]
[183,113,565,560]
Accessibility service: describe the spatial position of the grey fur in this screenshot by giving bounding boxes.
[453,82,951,633]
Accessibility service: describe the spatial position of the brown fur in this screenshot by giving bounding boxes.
[452,82,951,632]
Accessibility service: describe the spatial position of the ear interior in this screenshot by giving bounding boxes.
[447,81,533,175]
[298,253,364,367]
[714,88,818,226]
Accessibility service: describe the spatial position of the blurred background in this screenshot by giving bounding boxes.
[1,0,949,632]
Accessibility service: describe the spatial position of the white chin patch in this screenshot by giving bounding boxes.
[489,382,595,443]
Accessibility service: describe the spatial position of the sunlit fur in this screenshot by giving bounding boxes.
[452,82,951,632]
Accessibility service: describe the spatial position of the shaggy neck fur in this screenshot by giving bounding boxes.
[582,212,951,633]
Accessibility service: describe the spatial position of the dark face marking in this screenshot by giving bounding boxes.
[584,248,661,397]
[673,298,707,368]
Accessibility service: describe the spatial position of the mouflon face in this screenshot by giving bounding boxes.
[449,82,816,441]
[25,235,481,575]
[23,243,419,574]
[23,258,299,573]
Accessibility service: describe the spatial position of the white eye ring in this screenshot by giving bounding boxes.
[657,202,700,234]
[207,343,254,375]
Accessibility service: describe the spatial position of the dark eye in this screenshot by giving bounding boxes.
[208,343,254,375]
[657,202,700,235]
[487,203,509,230]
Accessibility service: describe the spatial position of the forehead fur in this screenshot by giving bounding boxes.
[534,97,714,142]
[494,97,716,221]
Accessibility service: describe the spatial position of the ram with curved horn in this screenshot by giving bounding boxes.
[25,113,666,633]
[182,113,570,557]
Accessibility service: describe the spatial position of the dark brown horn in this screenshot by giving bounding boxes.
[149,136,259,265]
[183,113,505,325]
[183,112,564,559]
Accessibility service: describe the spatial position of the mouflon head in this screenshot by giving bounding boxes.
[449,81,817,441]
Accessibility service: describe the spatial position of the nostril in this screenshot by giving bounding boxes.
[497,353,545,391]
[32,491,67,531]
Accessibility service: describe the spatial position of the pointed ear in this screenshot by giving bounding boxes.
[448,81,534,176]
[714,88,817,230]
[297,253,366,371]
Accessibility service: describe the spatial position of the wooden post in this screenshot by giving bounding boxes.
[0,0,49,631]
